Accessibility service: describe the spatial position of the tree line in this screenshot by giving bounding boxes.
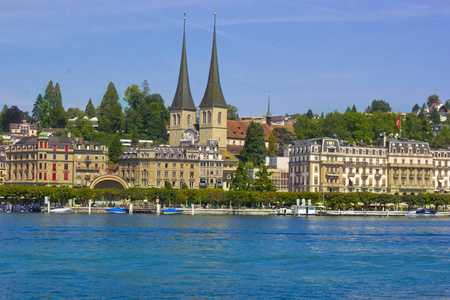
[1,186,448,211]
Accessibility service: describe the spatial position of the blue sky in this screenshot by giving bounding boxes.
[1,0,449,118]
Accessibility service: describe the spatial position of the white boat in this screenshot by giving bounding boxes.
[51,206,72,213]
[405,207,436,217]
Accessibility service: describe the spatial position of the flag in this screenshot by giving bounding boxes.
[395,115,401,130]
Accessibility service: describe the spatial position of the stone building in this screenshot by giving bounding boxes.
[118,145,224,189]
[5,132,108,187]
[288,137,449,195]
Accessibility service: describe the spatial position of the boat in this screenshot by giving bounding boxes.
[162,208,184,215]
[405,207,436,217]
[51,206,72,213]
[106,207,127,214]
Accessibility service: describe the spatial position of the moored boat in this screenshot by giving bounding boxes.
[106,207,127,214]
[51,206,72,213]
[405,207,436,217]
[162,208,184,215]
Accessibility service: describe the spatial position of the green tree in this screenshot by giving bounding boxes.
[66,107,85,119]
[253,165,276,192]
[230,161,251,191]
[272,127,296,156]
[32,94,43,123]
[240,121,266,166]
[343,112,372,143]
[445,99,450,109]
[227,104,239,120]
[98,82,123,133]
[67,116,95,140]
[427,94,440,108]
[50,82,67,128]
[322,110,349,141]
[351,105,357,113]
[131,130,139,147]
[109,134,123,163]
[268,132,276,157]
[2,106,23,132]
[431,109,441,124]
[369,100,391,113]
[412,104,420,112]
[306,109,313,119]
[85,99,96,118]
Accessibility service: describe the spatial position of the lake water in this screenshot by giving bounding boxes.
[0,214,449,299]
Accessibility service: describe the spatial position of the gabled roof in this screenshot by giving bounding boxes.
[170,15,196,112]
[199,13,227,109]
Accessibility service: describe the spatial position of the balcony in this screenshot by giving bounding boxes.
[375,174,382,180]
[199,182,207,186]
[326,172,339,177]
[361,174,368,180]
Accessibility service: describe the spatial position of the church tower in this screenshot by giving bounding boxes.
[266,91,272,127]
[169,13,197,147]
[198,12,228,149]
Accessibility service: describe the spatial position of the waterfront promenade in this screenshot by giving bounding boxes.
[64,206,450,217]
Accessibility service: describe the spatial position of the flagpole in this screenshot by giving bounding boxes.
[400,116,402,139]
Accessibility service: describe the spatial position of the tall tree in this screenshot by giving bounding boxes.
[240,121,266,167]
[306,109,314,119]
[230,161,251,191]
[85,99,96,118]
[351,105,357,113]
[254,165,276,192]
[98,82,123,133]
[131,130,139,147]
[369,100,391,112]
[32,94,43,122]
[2,106,23,132]
[268,132,276,157]
[50,82,66,128]
[412,104,420,112]
[227,104,239,120]
[272,127,296,156]
[427,94,440,108]
[109,134,123,163]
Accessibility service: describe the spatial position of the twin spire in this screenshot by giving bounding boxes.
[171,12,227,111]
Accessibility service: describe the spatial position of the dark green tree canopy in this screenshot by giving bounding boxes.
[85,99,96,118]
[427,94,440,108]
[268,132,276,157]
[2,106,23,132]
[98,82,123,133]
[109,134,123,164]
[369,99,391,113]
[412,104,420,112]
[32,94,43,123]
[254,165,276,192]
[230,161,252,191]
[240,121,266,167]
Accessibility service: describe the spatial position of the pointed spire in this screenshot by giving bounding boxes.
[199,12,227,108]
[266,91,272,127]
[171,12,196,111]
[266,91,272,118]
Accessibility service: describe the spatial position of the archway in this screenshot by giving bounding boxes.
[89,175,129,189]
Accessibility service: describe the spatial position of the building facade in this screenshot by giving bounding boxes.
[118,145,224,189]
[289,137,449,195]
[9,120,38,136]
[5,132,108,187]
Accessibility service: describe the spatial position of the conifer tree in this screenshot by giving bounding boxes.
[98,82,123,133]
[109,134,123,163]
[254,165,276,192]
[268,132,276,157]
[230,161,251,191]
[32,94,43,123]
[51,82,66,128]
[85,99,96,118]
[131,130,139,147]
[240,121,266,166]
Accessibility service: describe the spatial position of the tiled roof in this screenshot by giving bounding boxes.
[227,120,294,141]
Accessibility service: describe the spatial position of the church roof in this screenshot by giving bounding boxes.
[199,13,227,109]
[170,14,196,112]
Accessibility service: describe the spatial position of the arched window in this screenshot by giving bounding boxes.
[203,112,206,124]
[177,114,181,125]
[172,114,176,126]
[187,115,191,125]
[218,112,222,124]
[208,111,212,123]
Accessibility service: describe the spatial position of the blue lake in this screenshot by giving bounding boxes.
[0,214,449,299]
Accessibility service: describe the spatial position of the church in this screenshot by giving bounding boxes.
[169,12,228,150]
